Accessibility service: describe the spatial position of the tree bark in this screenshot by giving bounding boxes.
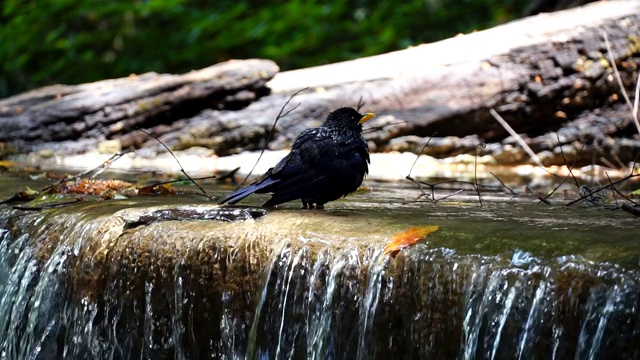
[0,1,639,166]
[0,59,278,153]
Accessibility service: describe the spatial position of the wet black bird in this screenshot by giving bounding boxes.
[219,107,375,208]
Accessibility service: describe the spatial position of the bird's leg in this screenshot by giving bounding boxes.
[316,203,325,209]
[302,201,309,209]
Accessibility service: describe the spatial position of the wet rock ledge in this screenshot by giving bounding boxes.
[0,199,639,359]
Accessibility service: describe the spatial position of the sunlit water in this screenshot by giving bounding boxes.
[0,172,638,359]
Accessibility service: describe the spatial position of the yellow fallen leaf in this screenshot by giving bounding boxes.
[384,225,440,256]
[0,160,15,168]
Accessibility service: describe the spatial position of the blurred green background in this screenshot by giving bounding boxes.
[0,0,587,99]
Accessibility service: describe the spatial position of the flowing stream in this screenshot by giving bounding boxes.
[0,177,638,359]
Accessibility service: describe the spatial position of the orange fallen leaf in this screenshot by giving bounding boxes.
[384,225,440,256]
[138,183,175,196]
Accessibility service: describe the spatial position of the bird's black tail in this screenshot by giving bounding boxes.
[218,178,278,205]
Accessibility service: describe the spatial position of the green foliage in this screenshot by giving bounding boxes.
[0,0,530,98]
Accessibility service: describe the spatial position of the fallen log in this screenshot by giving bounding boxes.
[0,59,278,153]
[1,1,639,167]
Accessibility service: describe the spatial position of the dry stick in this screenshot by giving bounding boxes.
[621,203,640,217]
[489,109,584,203]
[490,172,517,196]
[406,136,436,201]
[2,153,126,206]
[362,120,407,134]
[599,157,618,170]
[489,109,544,168]
[434,189,465,202]
[137,128,213,200]
[574,31,640,210]
[630,150,640,176]
[633,72,640,134]
[611,151,640,207]
[405,135,500,204]
[602,30,640,135]
[540,142,586,204]
[555,132,580,187]
[410,179,499,204]
[356,96,366,112]
[604,151,640,207]
[151,175,218,188]
[565,173,640,206]
[43,153,126,193]
[604,171,622,208]
[405,177,433,202]
[473,143,485,206]
[237,88,307,190]
[14,198,83,211]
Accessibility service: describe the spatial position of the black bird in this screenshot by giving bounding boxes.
[219,107,375,208]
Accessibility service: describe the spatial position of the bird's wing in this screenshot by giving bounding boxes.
[220,127,368,206]
[263,128,367,206]
[270,128,332,179]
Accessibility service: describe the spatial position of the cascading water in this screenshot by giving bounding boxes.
[0,202,639,359]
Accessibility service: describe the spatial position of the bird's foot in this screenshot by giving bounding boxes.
[301,201,325,209]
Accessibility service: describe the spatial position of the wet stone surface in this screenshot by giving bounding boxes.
[0,174,639,358]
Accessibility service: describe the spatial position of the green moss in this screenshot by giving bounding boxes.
[0,0,532,98]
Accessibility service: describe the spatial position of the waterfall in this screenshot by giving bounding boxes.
[1,205,639,359]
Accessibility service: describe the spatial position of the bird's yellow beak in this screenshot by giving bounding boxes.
[358,113,375,125]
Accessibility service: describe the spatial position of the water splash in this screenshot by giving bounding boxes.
[357,248,387,360]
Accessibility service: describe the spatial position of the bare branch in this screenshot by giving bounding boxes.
[237,88,307,189]
[489,109,544,168]
[602,29,640,135]
[474,143,484,207]
[407,134,436,178]
[490,172,517,196]
[565,173,640,206]
[137,128,213,200]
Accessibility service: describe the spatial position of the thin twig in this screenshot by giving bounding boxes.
[474,143,484,206]
[634,72,640,134]
[555,132,580,187]
[490,172,517,196]
[433,189,465,203]
[602,30,634,112]
[44,153,126,193]
[631,151,640,175]
[1,153,127,205]
[539,142,585,204]
[489,109,544,168]
[602,29,640,135]
[137,128,212,200]
[598,157,618,169]
[565,173,640,206]
[407,134,436,178]
[151,175,218,187]
[14,198,82,211]
[237,88,307,189]
[362,120,407,134]
[405,135,438,201]
[604,171,620,208]
[538,196,552,205]
[406,176,433,201]
[356,96,366,112]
